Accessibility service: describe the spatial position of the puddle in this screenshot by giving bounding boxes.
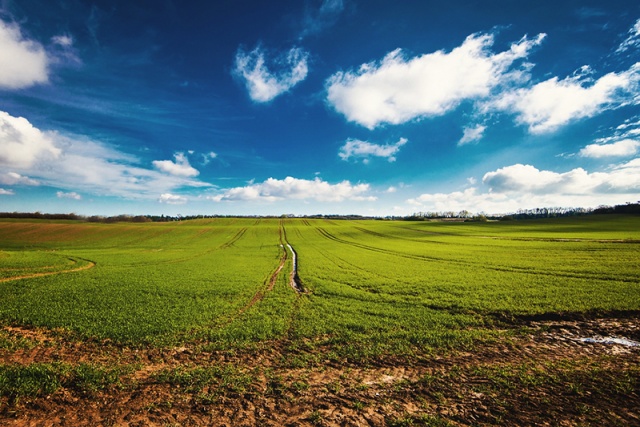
[579,336,640,347]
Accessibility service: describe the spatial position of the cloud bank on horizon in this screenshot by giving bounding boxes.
[0,1,639,215]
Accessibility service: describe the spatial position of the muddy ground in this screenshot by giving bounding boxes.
[0,315,639,426]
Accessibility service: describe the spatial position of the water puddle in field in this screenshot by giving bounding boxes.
[526,317,640,353]
[578,336,640,347]
[286,243,305,293]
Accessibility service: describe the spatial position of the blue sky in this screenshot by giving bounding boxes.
[1,0,639,216]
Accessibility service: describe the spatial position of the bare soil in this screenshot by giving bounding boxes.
[0,315,639,426]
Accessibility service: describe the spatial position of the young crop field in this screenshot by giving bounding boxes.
[0,215,638,426]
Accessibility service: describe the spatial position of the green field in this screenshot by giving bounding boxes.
[0,215,638,425]
[0,215,637,349]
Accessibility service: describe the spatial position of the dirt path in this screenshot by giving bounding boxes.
[0,259,96,284]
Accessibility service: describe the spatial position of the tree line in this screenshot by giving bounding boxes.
[0,202,638,222]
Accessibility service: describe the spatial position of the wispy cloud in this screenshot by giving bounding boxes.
[201,151,218,165]
[616,18,640,53]
[300,0,344,39]
[234,45,309,103]
[0,19,49,89]
[579,139,640,158]
[153,152,200,177]
[57,191,81,200]
[0,172,39,186]
[0,188,14,196]
[211,176,375,202]
[158,193,187,205]
[339,137,407,163]
[458,124,486,146]
[326,32,545,129]
[489,63,640,134]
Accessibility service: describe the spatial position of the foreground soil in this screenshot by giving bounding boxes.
[1,315,639,426]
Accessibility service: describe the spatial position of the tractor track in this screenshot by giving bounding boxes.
[316,227,639,283]
[0,257,96,283]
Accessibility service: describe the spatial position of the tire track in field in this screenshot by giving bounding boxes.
[280,222,307,340]
[0,258,96,283]
[316,227,639,283]
[236,242,288,316]
[224,223,296,321]
[219,227,248,249]
[120,227,250,267]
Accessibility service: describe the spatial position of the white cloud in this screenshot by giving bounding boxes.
[458,124,486,146]
[408,161,640,213]
[0,172,39,186]
[51,34,73,47]
[616,18,640,53]
[0,110,210,200]
[152,152,199,177]
[490,63,640,133]
[326,32,545,129]
[0,111,61,168]
[0,19,49,89]
[482,162,640,195]
[49,33,80,65]
[579,139,640,158]
[158,193,187,205]
[212,176,376,202]
[201,151,217,165]
[234,45,309,103]
[386,186,397,193]
[0,188,14,195]
[56,191,81,200]
[339,137,407,162]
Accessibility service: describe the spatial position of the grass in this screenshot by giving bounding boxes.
[0,362,126,400]
[0,215,638,354]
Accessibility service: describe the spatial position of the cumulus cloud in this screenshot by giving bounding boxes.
[0,110,210,200]
[0,188,14,195]
[0,111,61,168]
[56,191,81,200]
[458,124,486,146]
[0,172,39,186]
[0,19,49,89]
[234,45,309,103]
[616,18,640,53]
[211,176,375,202]
[408,161,640,213]
[483,162,640,195]
[339,137,407,163]
[158,193,187,205]
[489,63,640,133]
[579,139,640,158]
[152,152,199,177]
[326,32,545,129]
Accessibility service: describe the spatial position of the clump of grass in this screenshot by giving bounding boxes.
[0,330,36,351]
[0,363,64,399]
[0,362,125,400]
[153,365,254,398]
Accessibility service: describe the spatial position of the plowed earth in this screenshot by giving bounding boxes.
[1,315,638,426]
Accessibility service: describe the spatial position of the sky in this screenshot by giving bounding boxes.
[1,0,640,216]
